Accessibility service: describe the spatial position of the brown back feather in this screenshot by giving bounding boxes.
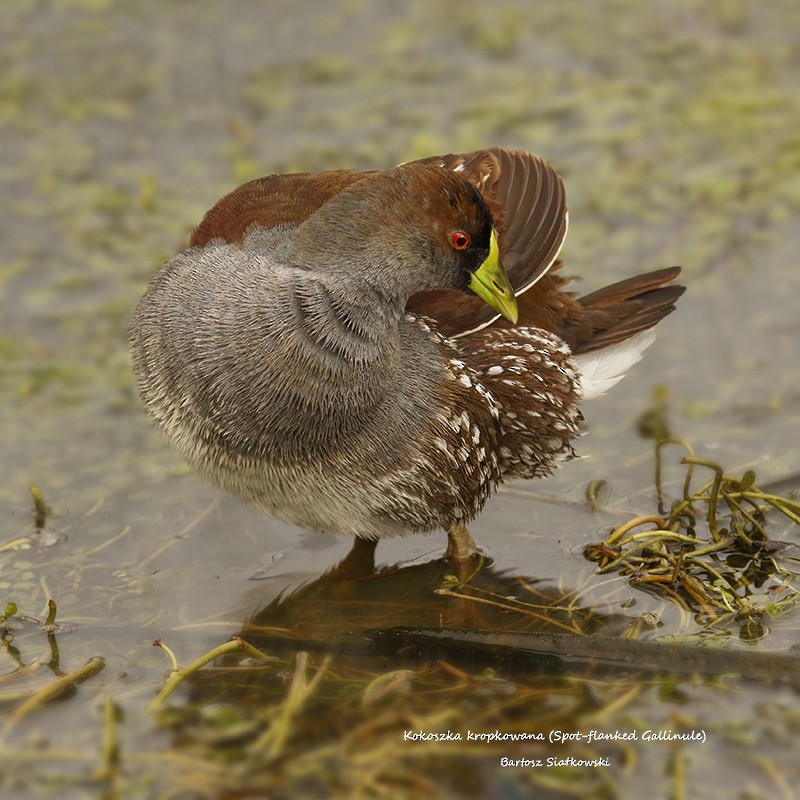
[189,170,369,247]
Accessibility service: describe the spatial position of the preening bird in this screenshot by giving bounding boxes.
[130,148,683,561]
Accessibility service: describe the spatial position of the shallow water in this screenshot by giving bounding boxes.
[2,1,800,798]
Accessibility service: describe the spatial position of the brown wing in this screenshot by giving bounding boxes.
[189,170,370,247]
[405,148,568,337]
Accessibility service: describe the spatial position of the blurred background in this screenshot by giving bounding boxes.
[2,1,800,798]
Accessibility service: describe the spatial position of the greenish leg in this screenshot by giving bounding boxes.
[446,523,478,561]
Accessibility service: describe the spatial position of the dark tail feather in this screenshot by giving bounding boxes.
[568,267,685,355]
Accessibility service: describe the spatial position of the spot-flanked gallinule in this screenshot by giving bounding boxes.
[130,148,684,560]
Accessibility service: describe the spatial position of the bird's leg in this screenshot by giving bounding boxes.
[330,536,378,578]
[446,522,479,562]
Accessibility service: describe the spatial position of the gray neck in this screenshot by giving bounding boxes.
[242,263,408,458]
[244,221,405,365]
[204,221,419,458]
[286,267,402,365]
[285,175,431,314]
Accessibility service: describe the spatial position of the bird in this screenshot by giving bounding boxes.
[129,147,684,563]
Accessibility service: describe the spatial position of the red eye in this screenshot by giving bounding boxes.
[451,231,470,250]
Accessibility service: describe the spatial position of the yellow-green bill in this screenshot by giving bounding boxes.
[468,230,518,323]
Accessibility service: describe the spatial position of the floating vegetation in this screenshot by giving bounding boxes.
[142,638,658,800]
[0,594,104,744]
[28,484,50,531]
[147,635,277,712]
[585,440,800,627]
